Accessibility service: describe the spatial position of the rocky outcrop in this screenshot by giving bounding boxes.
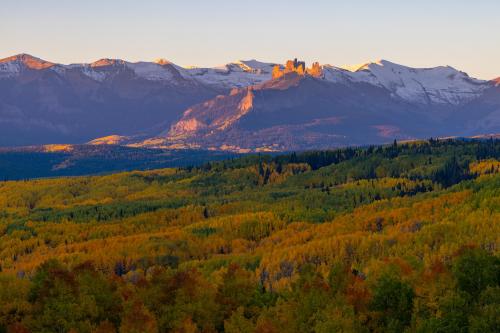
[272,59,323,79]
[307,62,323,78]
[272,59,305,79]
[166,87,255,141]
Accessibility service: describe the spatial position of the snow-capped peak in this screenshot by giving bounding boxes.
[64,58,185,82]
[0,53,55,77]
[90,58,126,68]
[339,59,387,72]
[0,53,55,69]
[323,59,489,105]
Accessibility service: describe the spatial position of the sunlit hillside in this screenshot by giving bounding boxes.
[0,139,499,332]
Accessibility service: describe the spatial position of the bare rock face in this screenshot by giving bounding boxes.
[307,62,323,78]
[272,65,284,80]
[272,58,311,79]
[166,87,255,141]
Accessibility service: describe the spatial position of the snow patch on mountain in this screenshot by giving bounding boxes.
[0,61,21,78]
[184,60,277,88]
[79,66,108,82]
[128,62,177,81]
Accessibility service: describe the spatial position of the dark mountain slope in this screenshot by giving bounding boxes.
[148,73,478,151]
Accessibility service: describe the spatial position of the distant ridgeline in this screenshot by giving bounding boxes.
[272,58,323,79]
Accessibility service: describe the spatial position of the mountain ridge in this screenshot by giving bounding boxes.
[0,54,277,88]
[1,53,492,91]
[1,54,499,150]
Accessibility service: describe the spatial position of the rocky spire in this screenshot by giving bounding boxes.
[272,59,322,79]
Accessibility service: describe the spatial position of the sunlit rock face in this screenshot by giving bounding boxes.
[0,54,55,74]
[272,58,323,80]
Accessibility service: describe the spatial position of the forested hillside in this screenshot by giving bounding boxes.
[0,139,499,332]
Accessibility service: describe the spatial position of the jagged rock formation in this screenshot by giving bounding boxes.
[272,59,323,79]
[307,62,323,78]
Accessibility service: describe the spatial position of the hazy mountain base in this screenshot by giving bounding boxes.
[0,138,499,332]
[0,145,239,180]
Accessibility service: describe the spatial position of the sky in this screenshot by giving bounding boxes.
[1,0,499,79]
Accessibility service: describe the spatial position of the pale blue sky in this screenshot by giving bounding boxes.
[1,0,499,79]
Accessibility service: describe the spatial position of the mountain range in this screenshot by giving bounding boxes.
[1,54,499,151]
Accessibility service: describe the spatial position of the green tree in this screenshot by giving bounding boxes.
[452,248,499,299]
[417,291,469,333]
[370,274,414,332]
[468,287,500,333]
